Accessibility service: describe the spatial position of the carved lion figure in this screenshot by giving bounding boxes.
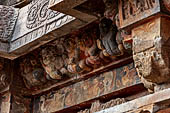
[20,55,47,88]
[41,45,70,80]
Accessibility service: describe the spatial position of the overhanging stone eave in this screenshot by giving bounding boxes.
[0,18,95,60]
[0,0,98,60]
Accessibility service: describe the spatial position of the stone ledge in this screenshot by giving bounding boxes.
[96,88,170,113]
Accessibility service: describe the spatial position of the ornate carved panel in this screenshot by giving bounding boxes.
[118,0,160,28]
[0,5,18,42]
[26,0,59,29]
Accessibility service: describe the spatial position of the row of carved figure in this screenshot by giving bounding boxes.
[19,0,132,88]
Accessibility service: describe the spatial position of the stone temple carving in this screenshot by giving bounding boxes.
[26,0,59,29]
[20,54,47,88]
[0,5,18,42]
[41,44,71,80]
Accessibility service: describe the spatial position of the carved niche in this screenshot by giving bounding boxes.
[26,0,59,29]
[0,5,18,42]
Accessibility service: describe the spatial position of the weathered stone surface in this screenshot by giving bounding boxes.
[0,5,18,58]
[19,54,47,89]
[96,88,170,113]
[10,0,77,56]
[118,0,160,29]
[49,0,97,23]
[10,95,32,113]
[32,63,139,113]
[78,98,126,113]
[0,5,18,42]
[0,92,11,113]
[133,17,170,91]
[0,0,31,7]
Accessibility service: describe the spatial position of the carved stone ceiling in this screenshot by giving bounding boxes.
[0,0,98,59]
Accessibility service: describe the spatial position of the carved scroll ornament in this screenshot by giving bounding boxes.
[26,0,59,29]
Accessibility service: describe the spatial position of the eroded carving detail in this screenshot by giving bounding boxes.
[20,54,47,88]
[121,0,156,20]
[78,98,126,113]
[40,21,126,80]
[162,0,170,12]
[119,0,159,28]
[0,5,18,42]
[133,36,170,91]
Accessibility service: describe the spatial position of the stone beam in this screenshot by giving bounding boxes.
[32,62,140,113]
[49,0,97,24]
[96,88,170,113]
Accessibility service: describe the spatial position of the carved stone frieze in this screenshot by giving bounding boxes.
[0,5,18,42]
[39,20,127,80]
[118,0,160,28]
[26,0,59,29]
